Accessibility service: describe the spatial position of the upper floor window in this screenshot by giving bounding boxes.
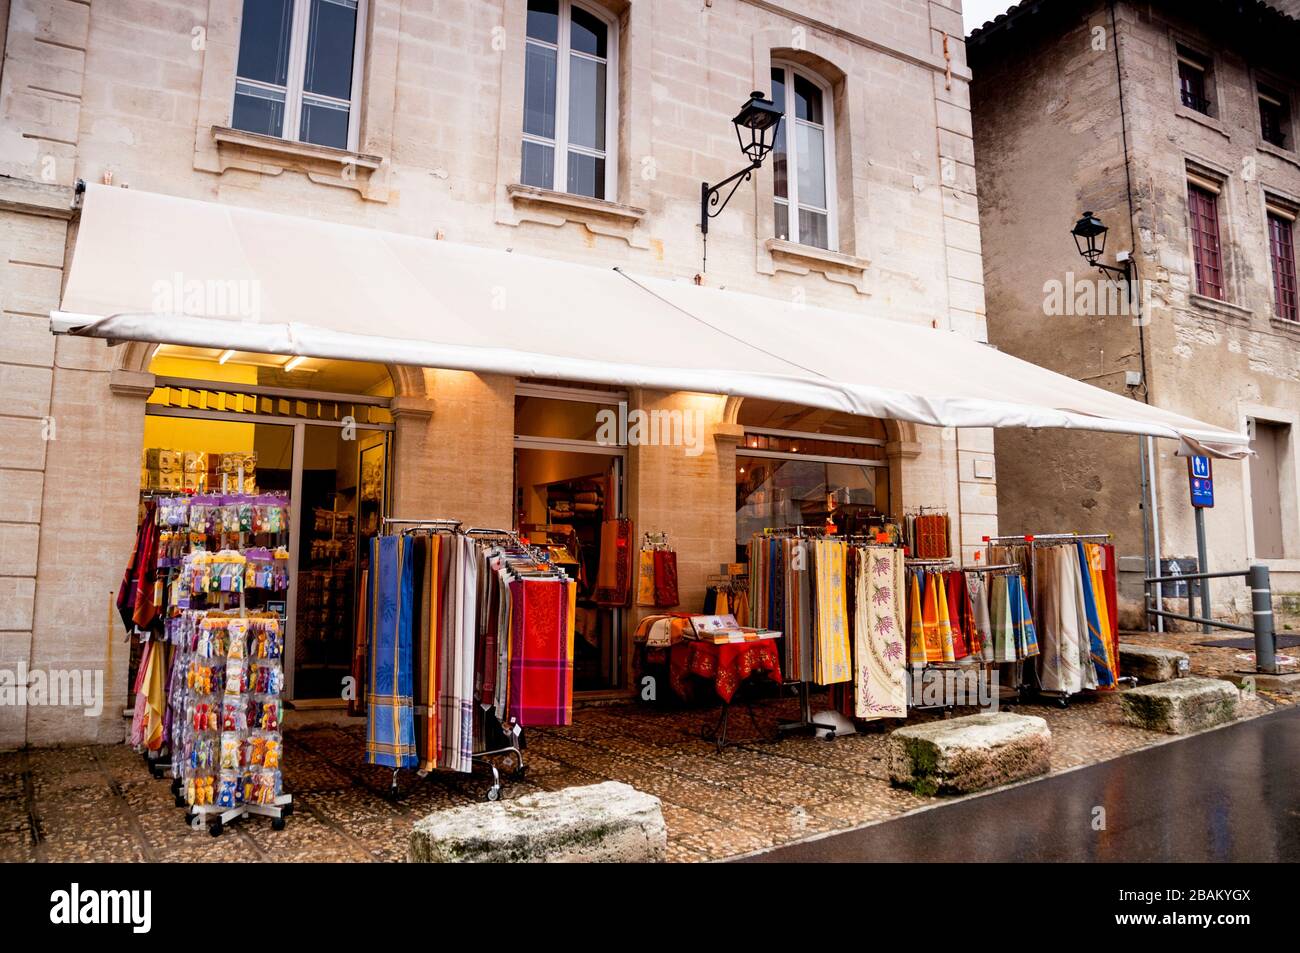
[232,0,365,152]
[1177,47,1211,115]
[521,0,618,200]
[1259,84,1291,149]
[1268,209,1298,322]
[1187,182,1224,300]
[770,62,836,251]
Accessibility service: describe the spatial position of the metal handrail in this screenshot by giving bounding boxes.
[1143,564,1278,674]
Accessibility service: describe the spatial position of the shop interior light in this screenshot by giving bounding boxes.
[283,356,308,372]
[217,349,235,364]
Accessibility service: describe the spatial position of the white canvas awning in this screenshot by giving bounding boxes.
[52,184,1249,457]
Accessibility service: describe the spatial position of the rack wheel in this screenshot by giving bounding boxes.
[1056,697,1069,709]
[271,817,286,831]
[486,786,500,802]
[174,795,186,808]
[513,764,527,780]
[208,820,223,837]
[281,803,294,817]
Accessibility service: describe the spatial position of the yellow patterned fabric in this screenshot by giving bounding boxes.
[934,571,957,663]
[812,540,851,685]
[908,571,927,666]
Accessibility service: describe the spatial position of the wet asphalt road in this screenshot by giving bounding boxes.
[741,705,1300,862]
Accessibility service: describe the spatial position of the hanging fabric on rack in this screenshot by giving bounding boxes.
[130,638,167,752]
[413,534,440,772]
[854,547,906,718]
[636,548,656,606]
[348,567,369,717]
[437,536,478,773]
[653,548,679,608]
[365,535,417,769]
[966,570,994,662]
[508,575,576,727]
[811,539,851,685]
[118,499,162,634]
[594,517,633,607]
[906,569,927,665]
[1077,541,1117,688]
[1097,542,1120,682]
[1034,545,1089,694]
[1008,572,1039,660]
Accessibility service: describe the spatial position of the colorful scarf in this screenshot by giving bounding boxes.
[366,535,417,768]
[653,549,679,607]
[811,540,851,685]
[508,577,575,726]
[988,574,1016,663]
[1008,572,1039,660]
[438,536,477,773]
[636,550,656,606]
[907,569,927,666]
[1080,542,1118,687]
[855,548,906,718]
[594,518,633,607]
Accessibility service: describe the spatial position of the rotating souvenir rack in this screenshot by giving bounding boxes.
[982,532,1122,707]
[373,519,569,801]
[145,493,292,836]
[752,525,904,739]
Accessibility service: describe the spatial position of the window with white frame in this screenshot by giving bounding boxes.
[232,0,366,152]
[521,0,618,200]
[770,62,836,251]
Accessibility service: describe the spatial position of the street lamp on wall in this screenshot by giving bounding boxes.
[1071,210,1132,282]
[699,91,784,269]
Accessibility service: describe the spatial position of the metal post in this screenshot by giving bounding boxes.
[1138,436,1153,632]
[1146,436,1164,632]
[1194,506,1210,634]
[1248,565,1277,675]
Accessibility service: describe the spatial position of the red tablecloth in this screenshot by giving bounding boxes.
[667,639,782,703]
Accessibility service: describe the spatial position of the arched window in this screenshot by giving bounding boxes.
[770,61,837,250]
[521,0,618,200]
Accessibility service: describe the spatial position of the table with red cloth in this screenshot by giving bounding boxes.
[666,637,782,703]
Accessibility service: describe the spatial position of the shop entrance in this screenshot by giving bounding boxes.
[513,383,627,694]
[139,347,394,705]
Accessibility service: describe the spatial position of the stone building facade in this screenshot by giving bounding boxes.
[0,0,992,747]
[970,0,1300,624]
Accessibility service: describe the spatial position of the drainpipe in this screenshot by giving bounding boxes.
[1110,0,1163,631]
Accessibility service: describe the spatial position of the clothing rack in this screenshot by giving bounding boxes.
[766,532,906,739]
[374,518,564,801]
[982,532,1119,706]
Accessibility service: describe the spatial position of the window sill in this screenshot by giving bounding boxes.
[1188,292,1252,323]
[506,184,646,223]
[1257,138,1300,168]
[206,126,388,200]
[504,184,647,246]
[764,238,870,293]
[1269,316,1300,338]
[1176,105,1230,139]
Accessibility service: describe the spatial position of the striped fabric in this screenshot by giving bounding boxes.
[508,577,575,727]
[366,536,417,768]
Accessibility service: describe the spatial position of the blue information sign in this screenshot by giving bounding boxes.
[1188,455,1214,508]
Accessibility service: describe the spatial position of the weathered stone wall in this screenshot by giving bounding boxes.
[0,0,991,745]
[972,0,1300,620]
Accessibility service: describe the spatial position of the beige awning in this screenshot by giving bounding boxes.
[52,184,1249,457]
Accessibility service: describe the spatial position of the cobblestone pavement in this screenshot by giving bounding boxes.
[1,632,1292,863]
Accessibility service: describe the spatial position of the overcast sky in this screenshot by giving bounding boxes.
[962,0,1019,35]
